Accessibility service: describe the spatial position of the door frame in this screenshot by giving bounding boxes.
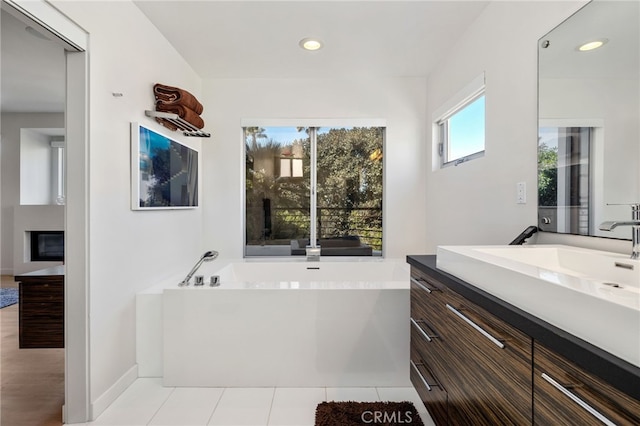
[1,1,90,422]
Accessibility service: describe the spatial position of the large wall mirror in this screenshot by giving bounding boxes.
[538,0,639,240]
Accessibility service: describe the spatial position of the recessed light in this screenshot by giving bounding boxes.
[299,38,323,51]
[577,38,608,52]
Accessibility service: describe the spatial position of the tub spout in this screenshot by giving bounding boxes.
[178,250,219,286]
[306,246,321,261]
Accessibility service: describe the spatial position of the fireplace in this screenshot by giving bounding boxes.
[30,231,64,262]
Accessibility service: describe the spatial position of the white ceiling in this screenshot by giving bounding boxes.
[3,1,636,114]
[133,0,490,79]
[1,9,66,113]
[1,1,490,113]
[539,0,639,80]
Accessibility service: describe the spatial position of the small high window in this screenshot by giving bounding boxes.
[434,74,485,168]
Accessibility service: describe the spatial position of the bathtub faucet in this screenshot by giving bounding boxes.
[306,245,321,261]
[178,250,219,286]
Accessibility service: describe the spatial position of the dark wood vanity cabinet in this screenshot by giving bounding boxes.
[534,343,640,425]
[410,266,532,425]
[14,266,64,349]
[408,256,640,426]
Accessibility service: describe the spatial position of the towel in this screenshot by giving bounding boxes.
[155,102,205,129]
[154,83,204,115]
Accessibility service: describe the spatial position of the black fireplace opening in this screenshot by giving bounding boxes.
[30,231,64,262]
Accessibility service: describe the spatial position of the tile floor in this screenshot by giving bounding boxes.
[67,379,436,426]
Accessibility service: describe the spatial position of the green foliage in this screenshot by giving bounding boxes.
[538,142,558,206]
[245,127,383,250]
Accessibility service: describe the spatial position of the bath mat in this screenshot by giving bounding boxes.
[0,288,18,309]
[316,401,424,426]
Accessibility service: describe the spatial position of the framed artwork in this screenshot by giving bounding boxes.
[131,122,199,210]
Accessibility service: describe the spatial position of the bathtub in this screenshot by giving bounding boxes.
[136,258,411,387]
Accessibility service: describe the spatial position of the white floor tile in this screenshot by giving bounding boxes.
[208,388,274,426]
[376,387,436,426]
[89,378,173,426]
[267,388,325,426]
[325,387,379,402]
[149,387,224,426]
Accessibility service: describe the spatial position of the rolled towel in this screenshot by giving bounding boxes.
[156,102,205,129]
[154,83,204,115]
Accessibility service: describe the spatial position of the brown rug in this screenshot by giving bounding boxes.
[316,401,425,426]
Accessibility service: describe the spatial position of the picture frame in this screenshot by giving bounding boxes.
[131,122,199,210]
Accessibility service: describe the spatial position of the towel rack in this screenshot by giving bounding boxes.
[145,110,210,138]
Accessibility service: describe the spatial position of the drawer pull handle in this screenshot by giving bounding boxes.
[410,277,439,293]
[410,317,438,342]
[541,373,616,426]
[446,304,505,349]
[410,360,440,391]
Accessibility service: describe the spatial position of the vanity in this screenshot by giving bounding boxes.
[407,251,640,425]
[408,0,640,421]
[13,265,65,349]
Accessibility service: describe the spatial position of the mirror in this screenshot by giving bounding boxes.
[537,0,639,240]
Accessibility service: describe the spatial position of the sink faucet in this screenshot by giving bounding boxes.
[178,250,219,286]
[599,204,640,260]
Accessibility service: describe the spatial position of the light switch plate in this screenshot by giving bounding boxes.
[517,182,526,204]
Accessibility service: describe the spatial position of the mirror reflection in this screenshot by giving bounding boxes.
[538,0,639,239]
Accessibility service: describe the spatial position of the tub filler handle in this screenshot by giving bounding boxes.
[178,250,219,286]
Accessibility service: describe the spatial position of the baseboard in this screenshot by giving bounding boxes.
[90,364,138,421]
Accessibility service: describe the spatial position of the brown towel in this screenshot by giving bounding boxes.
[154,83,204,115]
[155,102,205,129]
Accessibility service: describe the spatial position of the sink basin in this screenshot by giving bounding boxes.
[436,244,640,367]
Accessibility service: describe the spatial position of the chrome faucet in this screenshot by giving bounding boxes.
[178,250,219,286]
[599,204,640,260]
[305,245,321,261]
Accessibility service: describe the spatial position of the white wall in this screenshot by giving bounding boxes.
[1,113,64,274]
[20,128,55,204]
[50,0,203,418]
[424,0,589,252]
[200,77,428,260]
[12,204,64,275]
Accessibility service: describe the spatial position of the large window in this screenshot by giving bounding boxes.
[245,126,384,257]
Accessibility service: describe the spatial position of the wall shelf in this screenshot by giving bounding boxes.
[145,110,210,138]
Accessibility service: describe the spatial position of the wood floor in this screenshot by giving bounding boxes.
[1,275,64,426]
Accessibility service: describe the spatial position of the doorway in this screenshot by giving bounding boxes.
[0,0,89,423]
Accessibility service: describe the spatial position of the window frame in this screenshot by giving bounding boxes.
[242,121,385,258]
[433,73,486,169]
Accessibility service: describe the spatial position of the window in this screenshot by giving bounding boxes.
[244,126,384,257]
[435,74,485,168]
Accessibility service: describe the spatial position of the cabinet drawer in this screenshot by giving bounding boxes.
[411,346,447,425]
[411,267,532,424]
[534,343,640,425]
[18,282,64,349]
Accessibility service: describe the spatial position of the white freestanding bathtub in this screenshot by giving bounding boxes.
[136,259,410,387]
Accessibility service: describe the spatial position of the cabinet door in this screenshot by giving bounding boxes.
[534,342,640,425]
